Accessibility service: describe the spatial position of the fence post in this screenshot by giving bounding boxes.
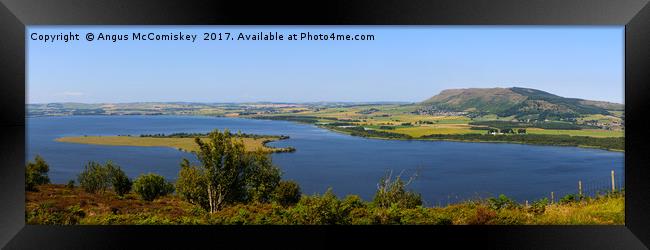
[611,170,616,193]
[578,180,582,198]
[551,192,554,204]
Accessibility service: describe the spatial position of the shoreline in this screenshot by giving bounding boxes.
[36,114,623,153]
[311,123,625,153]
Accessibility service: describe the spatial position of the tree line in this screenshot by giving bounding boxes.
[139,131,289,140]
[419,133,624,151]
[468,120,584,130]
[328,126,413,139]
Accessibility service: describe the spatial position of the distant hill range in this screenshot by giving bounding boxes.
[417,87,623,120]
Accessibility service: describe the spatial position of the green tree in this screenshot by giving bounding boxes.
[78,161,111,194]
[132,173,175,201]
[108,163,132,196]
[25,155,51,191]
[176,158,209,209]
[244,149,281,203]
[77,161,131,195]
[194,129,248,212]
[176,129,288,212]
[193,129,285,212]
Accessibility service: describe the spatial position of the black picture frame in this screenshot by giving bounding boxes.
[1,0,649,248]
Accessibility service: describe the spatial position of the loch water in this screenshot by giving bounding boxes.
[27,115,624,204]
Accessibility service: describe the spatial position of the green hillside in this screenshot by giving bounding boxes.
[419,87,623,120]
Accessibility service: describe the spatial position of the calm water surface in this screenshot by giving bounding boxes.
[27,115,624,204]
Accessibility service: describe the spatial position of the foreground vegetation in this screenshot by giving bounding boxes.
[26,184,624,225]
[27,129,624,225]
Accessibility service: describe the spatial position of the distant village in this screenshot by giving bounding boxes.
[412,106,468,116]
[582,119,624,131]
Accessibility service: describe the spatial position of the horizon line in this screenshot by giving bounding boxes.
[26,100,417,105]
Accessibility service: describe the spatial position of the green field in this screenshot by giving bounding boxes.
[245,103,624,151]
[526,128,623,138]
[379,125,479,137]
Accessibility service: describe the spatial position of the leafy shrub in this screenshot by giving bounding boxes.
[66,180,75,189]
[272,180,302,207]
[25,155,51,191]
[110,167,132,196]
[77,161,131,195]
[528,198,549,214]
[431,214,454,225]
[560,194,579,204]
[342,195,371,224]
[488,194,519,210]
[132,173,175,201]
[176,158,209,208]
[372,204,404,224]
[290,188,351,225]
[77,161,112,193]
[373,171,422,209]
[341,195,365,210]
[347,208,373,225]
[244,150,282,203]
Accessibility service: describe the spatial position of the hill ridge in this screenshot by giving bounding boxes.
[418,87,622,120]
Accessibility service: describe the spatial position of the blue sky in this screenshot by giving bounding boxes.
[27,26,624,104]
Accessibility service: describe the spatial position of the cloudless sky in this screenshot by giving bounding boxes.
[27,26,624,104]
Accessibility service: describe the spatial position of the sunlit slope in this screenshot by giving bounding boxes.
[419,87,623,120]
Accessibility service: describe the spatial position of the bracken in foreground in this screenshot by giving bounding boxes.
[26,184,624,225]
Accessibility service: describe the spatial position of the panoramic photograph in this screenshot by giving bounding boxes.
[26,26,624,225]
